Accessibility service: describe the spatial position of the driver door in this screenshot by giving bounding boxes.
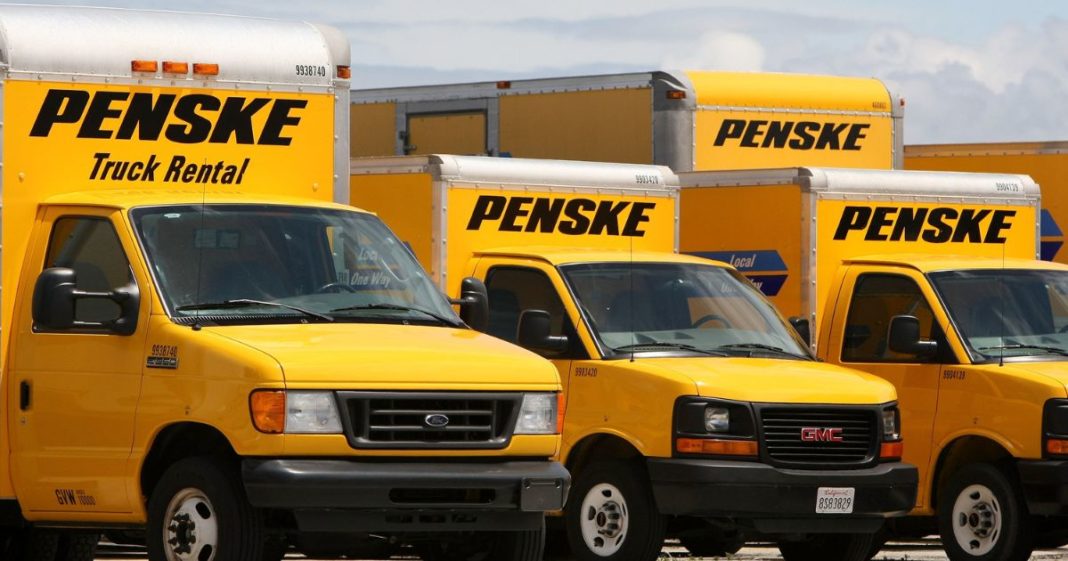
[9,209,148,514]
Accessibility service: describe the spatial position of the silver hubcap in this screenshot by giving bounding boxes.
[952,483,1002,556]
[579,483,630,557]
[163,488,218,561]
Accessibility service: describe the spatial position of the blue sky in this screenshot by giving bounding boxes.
[16,0,1068,144]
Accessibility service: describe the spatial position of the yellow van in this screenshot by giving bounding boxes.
[352,155,918,561]
[0,7,567,561]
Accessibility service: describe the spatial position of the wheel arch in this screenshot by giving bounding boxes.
[139,422,239,502]
[564,432,645,478]
[930,434,1014,510]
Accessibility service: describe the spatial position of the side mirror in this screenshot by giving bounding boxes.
[32,267,140,335]
[451,277,489,332]
[517,309,569,354]
[788,316,811,347]
[887,314,938,357]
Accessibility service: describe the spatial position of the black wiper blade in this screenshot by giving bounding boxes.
[176,299,333,322]
[978,344,1068,357]
[612,342,727,356]
[330,303,461,326]
[715,343,809,359]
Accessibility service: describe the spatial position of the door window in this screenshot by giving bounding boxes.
[44,217,133,324]
[484,266,580,356]
[841,274,939,363]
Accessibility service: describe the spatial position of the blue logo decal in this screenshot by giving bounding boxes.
[1042,210,1064,261]
[687,250,788,296]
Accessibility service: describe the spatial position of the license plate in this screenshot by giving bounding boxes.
[815,487,855,514]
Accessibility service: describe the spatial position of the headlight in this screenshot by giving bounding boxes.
[250,390,342,434]
[704,407,730,432]
[515,393,561,435]
[882,407,901,441]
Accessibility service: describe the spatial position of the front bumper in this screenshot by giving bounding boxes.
[1017,460,1068,515]
[647,459,917,534]
[243,459,570,532]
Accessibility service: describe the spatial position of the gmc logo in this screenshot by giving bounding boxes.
[800,427,844,442]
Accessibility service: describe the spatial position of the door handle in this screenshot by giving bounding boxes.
[19,381,30,411]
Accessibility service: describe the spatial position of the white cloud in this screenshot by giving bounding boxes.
[663,31,766,72]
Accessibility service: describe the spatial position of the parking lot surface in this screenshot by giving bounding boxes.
[94,540,1068,560]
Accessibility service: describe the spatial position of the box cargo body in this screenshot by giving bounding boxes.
[350,154,679,295]
[678,167,1040,345]
[906,141,1067,263]
[351,70,903,172]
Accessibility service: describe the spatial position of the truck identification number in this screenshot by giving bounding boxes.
[943,369,966,381]
[147,344,179,369]
[815,487,854,514]
[295,64,327,77]
[635,174,660,185]
[574,367,598,377]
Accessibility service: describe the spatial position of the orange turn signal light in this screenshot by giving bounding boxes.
[880,441,904,459]
[131,60,158,73]
[193,63,220,76]
[162,61,189,74]
[677,438,757,456]
[250,390,286,434]
[336,65,351,79]
[1047,438,1068,455]
[556,392,566,434]
[665,90,686,100]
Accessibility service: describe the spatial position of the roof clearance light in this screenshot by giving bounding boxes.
[193,63,220,76]
[666,90,686,100]
[162,61,189,74]
[336,65,351,79]
[131,60,158,73]
[496,80,512,89]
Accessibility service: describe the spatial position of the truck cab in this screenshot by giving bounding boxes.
[818,255,1068,561]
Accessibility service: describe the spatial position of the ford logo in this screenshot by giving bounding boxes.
[425,414,450,428]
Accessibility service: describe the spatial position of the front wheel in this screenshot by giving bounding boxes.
[146,456,265,561]
[564,460,665,561]
[938,463,1032,561]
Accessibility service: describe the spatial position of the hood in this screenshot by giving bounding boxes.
[636,357,897,404]
[990,361,1068,395]
[206,323,560,391]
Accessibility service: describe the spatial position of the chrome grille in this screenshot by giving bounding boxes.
[760,408,877,467]
[340,392,520,450]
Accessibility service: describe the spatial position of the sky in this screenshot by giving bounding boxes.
[18,0,1068,144]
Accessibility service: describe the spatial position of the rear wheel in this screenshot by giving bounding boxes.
[938,463,1032,561]
[146,456,265,561]
[778,533,874,561]
[565,460,666,561]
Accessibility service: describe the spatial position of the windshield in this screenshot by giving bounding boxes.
[930,269,1068,362]
[130,204,459,326]
[560,262,810,359]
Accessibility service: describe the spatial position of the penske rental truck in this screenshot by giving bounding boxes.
[0,7,570,561]
[350,155,918,561]
[349,70,903,172]
[906,141,1068,264]
[680,167,1068,561]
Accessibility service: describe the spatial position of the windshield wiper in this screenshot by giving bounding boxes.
[714,343,809,359]
[330,303,461,326]
[977,344,1068,357]
[176,299,333,322]
[612,342,728,357]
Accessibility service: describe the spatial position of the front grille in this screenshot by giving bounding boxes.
[339,392,520,449]
[760,408,877,467]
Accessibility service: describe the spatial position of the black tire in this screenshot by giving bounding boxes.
[680,534,743,557]
[938,463,1033,561]
[1,529,59,561]
[55,533,98,561]
[146,456,265,561]
[564,460,666,561]
[778,533,874,561]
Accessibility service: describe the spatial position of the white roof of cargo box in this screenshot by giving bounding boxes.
[679,167,1039,203]
[0,5,349,87]
[350,155,680,194]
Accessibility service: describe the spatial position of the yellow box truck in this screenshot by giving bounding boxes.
[350,70,903,171]
[0,7,569,561]
[906,141,1068,264]
[679,167,1068,561]
[351,154,918,561]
